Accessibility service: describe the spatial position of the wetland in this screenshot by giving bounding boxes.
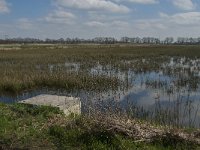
[1,44,200,128]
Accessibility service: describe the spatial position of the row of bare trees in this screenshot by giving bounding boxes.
[1,37,200,44]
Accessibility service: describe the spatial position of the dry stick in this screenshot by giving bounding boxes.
[92,114,200,145]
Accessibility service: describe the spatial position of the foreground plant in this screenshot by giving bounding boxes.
[0,103,200,150]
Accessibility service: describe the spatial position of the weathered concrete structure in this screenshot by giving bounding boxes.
[19,94,81,116]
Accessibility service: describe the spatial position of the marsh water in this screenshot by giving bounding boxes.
[1,56,200,128]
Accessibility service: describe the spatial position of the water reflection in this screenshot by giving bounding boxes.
[1,57,200,127]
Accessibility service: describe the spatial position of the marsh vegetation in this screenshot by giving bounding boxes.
[1,44,200,128]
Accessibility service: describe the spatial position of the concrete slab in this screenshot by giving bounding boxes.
[19,94,81,116]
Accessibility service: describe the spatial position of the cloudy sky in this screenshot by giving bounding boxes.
[0,0,200,39]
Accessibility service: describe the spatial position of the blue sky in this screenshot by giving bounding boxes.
[0,0,200,39]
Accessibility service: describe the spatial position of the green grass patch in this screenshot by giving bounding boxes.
[0,103,199,149]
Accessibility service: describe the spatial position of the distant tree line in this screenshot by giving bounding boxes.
[120,37,200,45]
[1,37,200,45]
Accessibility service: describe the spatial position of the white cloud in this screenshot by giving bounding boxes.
[130,11,200,38]
[136,11,200,32]
[85,21,106,27]
[160,12,200,25]
[172,0,195,10]
[135,19,166,30]
[0,0,9,13]
[45,9,76,24]
[134,11,200,34]
[127,0,158,4]
[86,20,129,28]
[56,0,130,13]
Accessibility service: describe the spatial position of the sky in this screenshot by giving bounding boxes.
[0,0,200,39]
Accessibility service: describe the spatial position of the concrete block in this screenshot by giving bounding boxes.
[19,94,81,116]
